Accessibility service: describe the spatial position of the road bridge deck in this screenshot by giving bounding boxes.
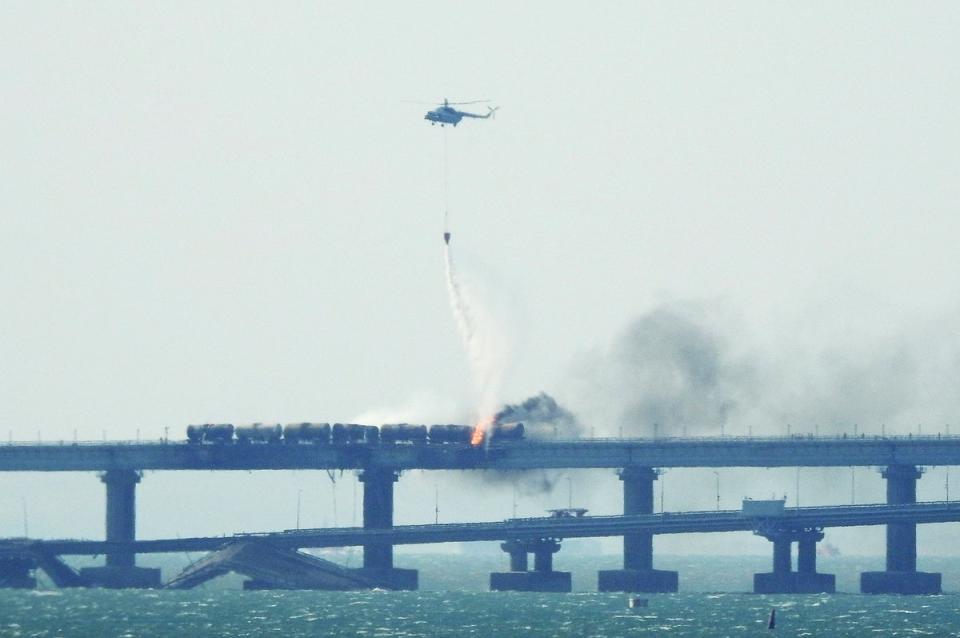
[1,435,960,472]
[22,501,960,556]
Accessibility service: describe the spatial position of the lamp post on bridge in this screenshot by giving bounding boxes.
[713,471,720,511]
[795,468,801,510]
[851,467,856,504]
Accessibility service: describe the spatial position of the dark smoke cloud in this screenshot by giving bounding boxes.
[473,393,583,495]
[573,302,755,437]
[570,300,960,439]
[495,392,582,439]
[479,301,960,505]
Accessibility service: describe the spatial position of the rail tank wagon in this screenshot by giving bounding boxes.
[331,423,367,445]
[235,423,283,444]
[490,422,525,441]
[186,423,235,444]
[428,424,474,444]
[284,422,331,444]
[381,424,428,444]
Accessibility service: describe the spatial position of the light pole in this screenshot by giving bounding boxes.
[660,471,666,514]
[795,467,801,510]
[713,471,720,511]
[296,489,302,530]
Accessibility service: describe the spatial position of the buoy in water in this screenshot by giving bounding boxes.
[628,596,648,609]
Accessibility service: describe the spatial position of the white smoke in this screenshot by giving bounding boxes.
[443,244,510,423]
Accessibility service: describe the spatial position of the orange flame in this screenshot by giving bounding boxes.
[471,415,494,447]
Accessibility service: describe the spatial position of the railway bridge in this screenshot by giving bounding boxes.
[1,434,959,593]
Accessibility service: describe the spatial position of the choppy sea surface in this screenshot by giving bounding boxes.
[2,554,960,637]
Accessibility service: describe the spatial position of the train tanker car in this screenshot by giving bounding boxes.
[331,423,368,445]
[235,423,283,444]
[381,423,428,444]
[428,424,474,444]
[284,422,331,444]
[489,422,525,441]
[186,423,235,444]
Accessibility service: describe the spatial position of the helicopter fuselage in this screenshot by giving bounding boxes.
[424,102,496,126]
[424,107,464,126]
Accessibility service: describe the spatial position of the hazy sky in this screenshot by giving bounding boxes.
[2,3,960,560]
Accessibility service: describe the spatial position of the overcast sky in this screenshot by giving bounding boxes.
[2,3,960,560]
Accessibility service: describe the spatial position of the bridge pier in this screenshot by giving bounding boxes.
[79,470,161,588]
[353,468,417,590]
[0,557,37,589]
[861,465,941,594]
[490,539,572,592]
[598,466,678,592]
[753,526,835,593]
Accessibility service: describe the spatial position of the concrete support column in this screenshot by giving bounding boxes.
[754,528,833,594]
[772,539,792,574]
[491,539,571,592]
[861,465,941,594]
[621,466,657,570]
[103,469,140,567]
[532,540,559,573]
[501,541,528,572]
[797,537,817,575]
[359,468,398,570]
[884,464,920,572]
[80,470,161,588]
[597,466,678,592]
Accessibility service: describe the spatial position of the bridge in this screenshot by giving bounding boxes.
[2,435,960,471]
[4,501,959,593]
[27,501,960,554]
[0,434,957,594]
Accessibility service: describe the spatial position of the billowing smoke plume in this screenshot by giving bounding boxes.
[477,393,582,495]
[495,392,582,439]
[573,302,754,437]
[444,244,509,423]
[571,300,960,438]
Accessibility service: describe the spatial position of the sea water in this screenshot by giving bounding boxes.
[2,554,959,637]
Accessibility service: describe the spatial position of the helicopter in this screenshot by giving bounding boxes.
[423,99,499,127]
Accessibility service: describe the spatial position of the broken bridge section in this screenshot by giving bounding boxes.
[0,540,88,588]
[163,542,381,590]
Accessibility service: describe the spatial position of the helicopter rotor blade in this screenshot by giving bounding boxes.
[445,100,490,105]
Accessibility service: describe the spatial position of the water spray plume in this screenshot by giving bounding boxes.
[443,243,507,430]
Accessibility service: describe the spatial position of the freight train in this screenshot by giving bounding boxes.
[185,421,525,446]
